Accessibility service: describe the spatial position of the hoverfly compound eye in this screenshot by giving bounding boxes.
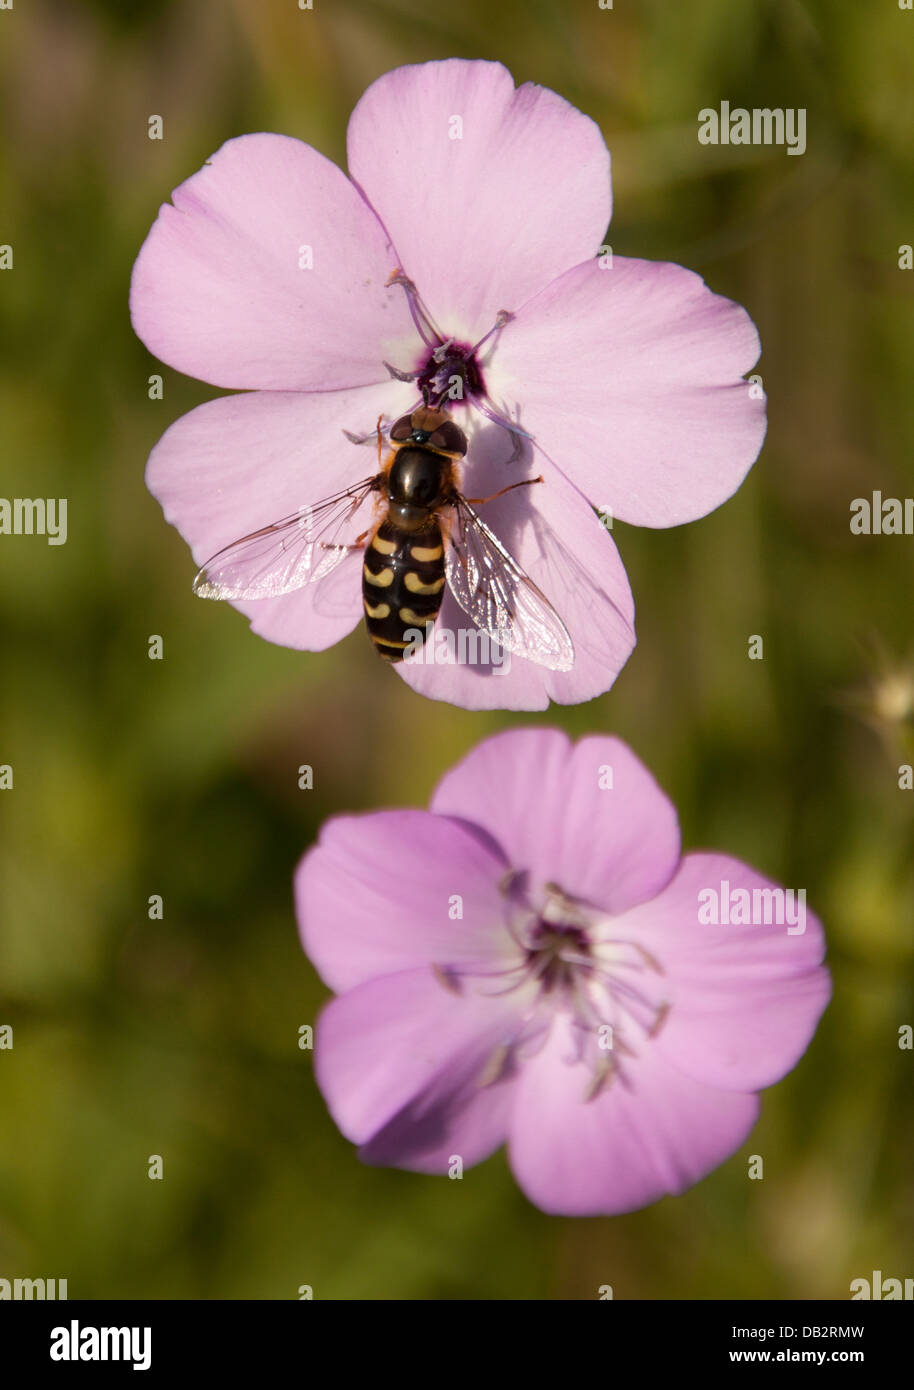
[389,415,414,443]
[428,421,468,456]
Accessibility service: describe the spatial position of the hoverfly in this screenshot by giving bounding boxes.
[192,406,574,671]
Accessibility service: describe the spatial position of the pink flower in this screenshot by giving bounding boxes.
[131,59,766,711]
[295,729,830,1217]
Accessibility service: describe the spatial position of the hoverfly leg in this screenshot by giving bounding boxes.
[319,537,368,555]
[383,360,420,383]
[316,497,376,556]
[342,428,378,447]
[463,476,544,506]
[504,428,525,468]
[375,415,385,469]
[343,416,398,459]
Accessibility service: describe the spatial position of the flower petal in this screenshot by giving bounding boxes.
[130,133,415,390]
[430,729,681,914]
[295,810,511,993]
[347,60,611,343]
[508,1014,759,1216]
[621,853,832,1092]
[395,422,636,711]
[494,256,766,526]
[314,967,520,1171]
[146,382,414,651]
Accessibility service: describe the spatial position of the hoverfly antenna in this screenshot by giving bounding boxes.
[420,384,431,408]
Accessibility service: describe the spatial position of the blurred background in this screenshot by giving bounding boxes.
[0,0,912,1300]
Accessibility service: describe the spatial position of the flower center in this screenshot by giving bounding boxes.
[384,271,528,445]
[524,919,592,994]
[415,336,485,408]
[436,876,671,1101]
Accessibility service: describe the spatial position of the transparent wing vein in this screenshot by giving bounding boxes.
[192,478,380,601]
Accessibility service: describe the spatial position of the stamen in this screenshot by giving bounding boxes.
[477,1042,511,1088]
[387,270,445,349]
[582,1051,616,1102]
[433,956,530,997]
[498,867,527,897]
[432,962,463,994]
[648,1000,671,1038]
[478,969,540,999]
[468,309,514,357]
[604,976,667,1034]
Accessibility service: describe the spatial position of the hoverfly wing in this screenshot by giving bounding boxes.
[445,496,575,671]
[192,512,316,600]
[192,477,380,601]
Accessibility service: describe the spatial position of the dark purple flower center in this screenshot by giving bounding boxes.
[415,337,486,409]
[386,274,527,437]
[525,920,592,994]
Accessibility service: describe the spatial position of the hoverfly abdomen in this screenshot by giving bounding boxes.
[362,515,446,663]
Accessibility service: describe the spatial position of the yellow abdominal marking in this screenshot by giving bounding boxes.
[404,571,446,595]
[374,636,409,648]
[371,534,398,555]
[399,607,434,626]
[411,543,443,562]
[363,600,391,619]
[363,564,394,587]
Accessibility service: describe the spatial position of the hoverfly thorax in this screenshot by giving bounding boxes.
[385,408,467,533]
